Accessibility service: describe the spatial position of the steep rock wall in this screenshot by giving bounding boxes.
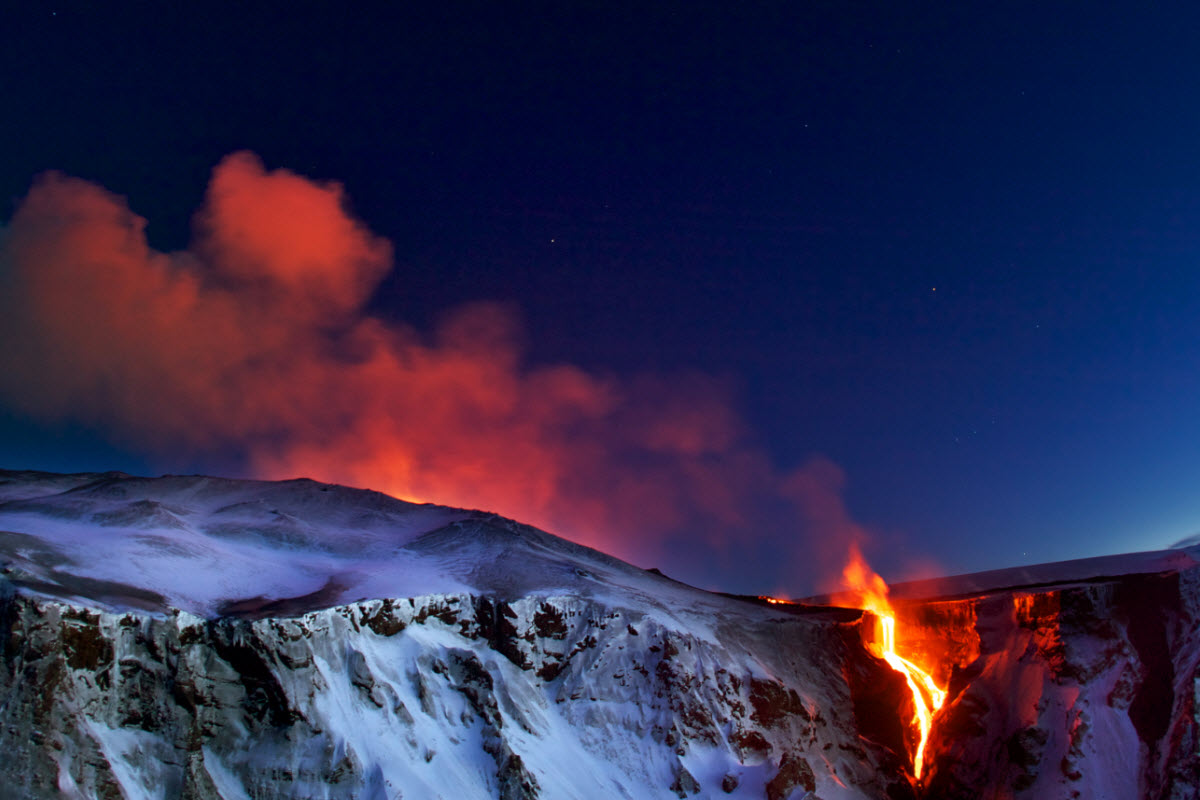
[909,568,1200,800]
[0,583,913,799]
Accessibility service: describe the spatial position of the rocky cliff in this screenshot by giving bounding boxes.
[0,470,914,799]
[895,557,1200,799]
[1,469,1197,799]
[0,587,924,799]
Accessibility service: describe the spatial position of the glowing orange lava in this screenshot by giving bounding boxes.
[842,545,945,781]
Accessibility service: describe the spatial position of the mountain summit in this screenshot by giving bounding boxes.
[0,469,698,618]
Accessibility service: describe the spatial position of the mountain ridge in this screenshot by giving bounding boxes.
[1,469,1197,799]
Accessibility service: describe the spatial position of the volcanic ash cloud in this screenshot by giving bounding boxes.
[0,152,855,591]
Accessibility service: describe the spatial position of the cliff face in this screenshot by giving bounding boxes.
[0,585,911,800]
[899,565,1200,800]
[0,469,923,799]
[2,469,1199,800]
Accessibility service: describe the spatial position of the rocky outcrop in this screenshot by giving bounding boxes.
[0,583,910,799]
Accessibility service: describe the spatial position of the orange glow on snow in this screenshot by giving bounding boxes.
[842,544,945,781]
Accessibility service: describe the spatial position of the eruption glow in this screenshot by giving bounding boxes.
[0,152,846,586]
[842,544,945,781]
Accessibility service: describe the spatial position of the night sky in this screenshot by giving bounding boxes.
[3,4,1200,595]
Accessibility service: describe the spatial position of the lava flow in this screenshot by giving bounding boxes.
[842,546,946,781]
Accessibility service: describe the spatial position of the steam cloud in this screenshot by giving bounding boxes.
[0,153,868,590]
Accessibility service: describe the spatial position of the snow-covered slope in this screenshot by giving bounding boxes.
[0,470,476,616]
[0,470,914,799]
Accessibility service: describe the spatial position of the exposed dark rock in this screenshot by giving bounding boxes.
[730,728,771,760]
[533,604,568,640]
[208,622,298,727]
[471,596,529,669]
[669,763,700,797]
[535,660,563,681]
[497,750,539,800]
[1117,574,1176,750]
[748,677,810,729]
[766,751,815,800]
[844,639,911,761]
[447,649,501,727]
[1006,725,1048,790]
[361,599,406,636]
[61,613,113,671]
[414,599,461,627]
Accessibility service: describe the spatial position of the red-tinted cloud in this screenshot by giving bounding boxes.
[0,153,872,590]
[197,151,391,318]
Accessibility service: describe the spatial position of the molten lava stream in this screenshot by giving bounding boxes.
[842,547,945,781]
[872,612,945,780]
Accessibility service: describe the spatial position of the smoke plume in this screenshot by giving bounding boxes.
[0,153,868,590]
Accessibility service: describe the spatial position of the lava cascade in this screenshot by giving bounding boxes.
[842,545,946,781]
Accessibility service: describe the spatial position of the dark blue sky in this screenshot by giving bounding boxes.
[3,3,1200,590]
